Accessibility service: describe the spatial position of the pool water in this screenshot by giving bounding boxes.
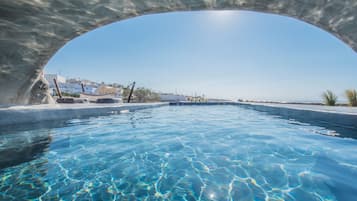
[0,106,356,200]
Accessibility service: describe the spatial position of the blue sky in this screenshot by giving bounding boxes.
[45,11,357,102]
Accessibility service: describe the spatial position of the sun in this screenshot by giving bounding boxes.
[206,10,238,25]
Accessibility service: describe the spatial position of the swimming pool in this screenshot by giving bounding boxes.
[0,105,356,200]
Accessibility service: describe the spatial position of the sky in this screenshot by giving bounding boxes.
[45,11,357,102]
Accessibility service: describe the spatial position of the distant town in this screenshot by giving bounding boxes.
[44,73,228,103]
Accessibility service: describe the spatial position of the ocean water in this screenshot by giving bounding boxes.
[0,105,356,201]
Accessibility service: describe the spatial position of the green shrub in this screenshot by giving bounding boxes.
[134,87,160,103]
[322,90,337,106]
[345,89,357,107]
[62,92,80,98]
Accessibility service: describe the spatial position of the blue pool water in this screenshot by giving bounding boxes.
[0,105,356,200]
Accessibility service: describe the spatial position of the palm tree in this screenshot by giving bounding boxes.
[345,89,357,106]
[322,90,337,106]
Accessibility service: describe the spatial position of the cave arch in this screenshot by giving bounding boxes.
[1,0,357,105]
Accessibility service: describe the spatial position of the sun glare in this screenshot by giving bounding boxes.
[207,10,237,23]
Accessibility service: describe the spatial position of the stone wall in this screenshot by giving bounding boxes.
[1,0,357,105]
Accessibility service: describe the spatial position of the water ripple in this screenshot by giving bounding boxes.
[0,106,356,200]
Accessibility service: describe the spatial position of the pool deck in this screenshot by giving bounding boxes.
[0,102,168,126]
[238,102,357,116]
[237,102,357,138]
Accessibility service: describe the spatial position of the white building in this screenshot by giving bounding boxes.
[45,74,98,95]
[44,73,127,99]
[95,85,123,98]
[44,74,66,84]
[159,93,187,102]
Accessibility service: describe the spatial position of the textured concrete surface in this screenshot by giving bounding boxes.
[238,102,357,138]
[240,102,357,115]
[1,0,357,105]
[0,102,168,126]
